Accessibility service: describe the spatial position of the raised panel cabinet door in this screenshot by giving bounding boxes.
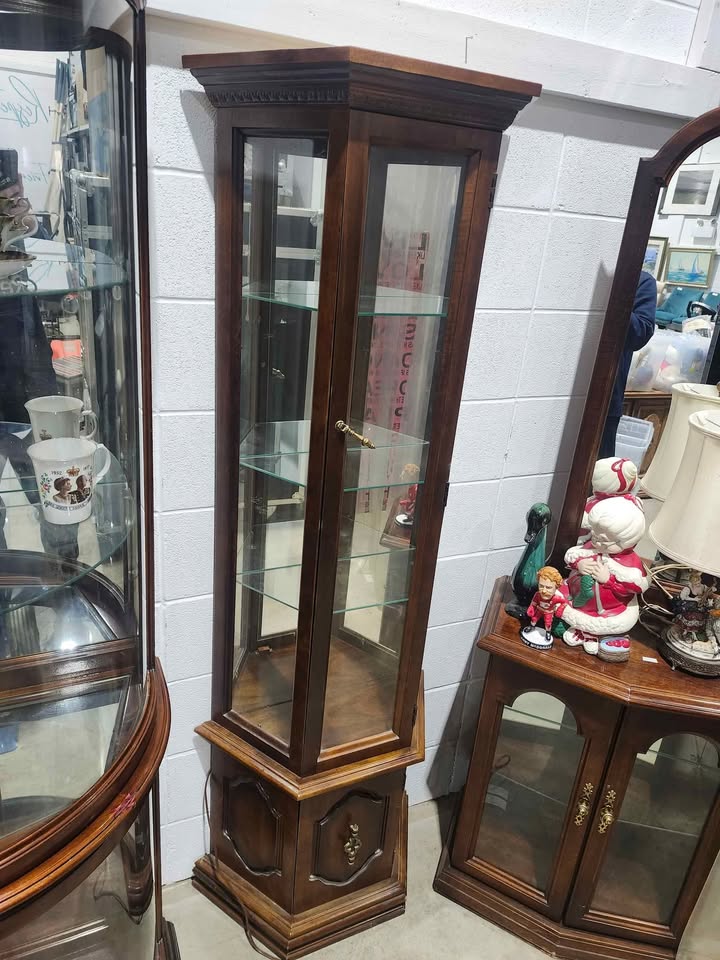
[210,747,298,911]
[294,771,404,912]
[451,657,621,920]
[566,707,720,949]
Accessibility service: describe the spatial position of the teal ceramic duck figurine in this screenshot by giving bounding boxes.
[506,502,552,620]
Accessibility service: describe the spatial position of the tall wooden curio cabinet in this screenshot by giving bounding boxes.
[184,47,539,958]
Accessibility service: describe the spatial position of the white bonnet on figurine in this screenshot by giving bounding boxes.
[592,457,638,495]
[587,497,646,553]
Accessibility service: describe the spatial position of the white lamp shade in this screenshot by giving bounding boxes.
[649,410,720,577]
[641,383,720,501]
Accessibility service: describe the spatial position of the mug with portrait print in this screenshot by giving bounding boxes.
[27,437,111,525]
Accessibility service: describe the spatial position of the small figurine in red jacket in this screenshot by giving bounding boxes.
[522,566,566,649]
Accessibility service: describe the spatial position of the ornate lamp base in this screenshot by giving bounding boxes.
[659,625,720,678]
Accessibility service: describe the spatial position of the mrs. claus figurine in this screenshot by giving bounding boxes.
[578,457,643,543]
[560,497,649,658]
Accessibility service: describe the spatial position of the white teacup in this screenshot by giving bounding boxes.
[25,396,98,443]
[27,438,111,525]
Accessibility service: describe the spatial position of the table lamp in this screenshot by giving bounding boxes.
[649,409,720,676]
[641,382,720,501]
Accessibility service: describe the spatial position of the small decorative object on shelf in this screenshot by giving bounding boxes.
[579,456,641,541]
[521,565,565,650]
[559,498,649,656]
[506,502,552,619]
[395,462,420,527]
[650,409,720,675]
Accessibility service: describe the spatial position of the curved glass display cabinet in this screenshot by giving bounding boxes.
[0,3,174,957]
[185,46,539,959]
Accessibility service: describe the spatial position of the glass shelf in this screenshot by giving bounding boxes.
[238,552,411,613]
[0,239,127,300]
[239,419,428,490]
[0,428,132,614]
[0,678,128,841]
[242,280,448,317]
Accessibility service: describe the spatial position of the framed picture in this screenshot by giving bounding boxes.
[643,236,668,279]
[661,163,720,216]
[663,246,715,288]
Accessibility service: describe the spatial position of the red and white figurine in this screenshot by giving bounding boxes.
[521,566,566,650]
[561,497,649,659]
[578,457,643,543]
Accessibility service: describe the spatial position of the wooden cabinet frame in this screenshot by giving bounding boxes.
[184,47,539,958]
[436,579,720,960]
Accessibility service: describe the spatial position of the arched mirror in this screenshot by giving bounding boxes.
[556,108,720,558]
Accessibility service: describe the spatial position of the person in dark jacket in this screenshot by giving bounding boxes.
[599,270,657,459]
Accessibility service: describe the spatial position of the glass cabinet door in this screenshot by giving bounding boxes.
[321,147,466,753]
[453,659,620,919]
[0,0,145,844]
[567,709,720,945]
[232,136,328,747]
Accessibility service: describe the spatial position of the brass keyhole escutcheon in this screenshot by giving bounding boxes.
[598,787,617,834]
[344,823,362,865]
[574,782,594,826]
[335,420,376,449]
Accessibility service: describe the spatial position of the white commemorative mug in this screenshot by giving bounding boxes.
[27,437,111,525]
[25,395,98,443]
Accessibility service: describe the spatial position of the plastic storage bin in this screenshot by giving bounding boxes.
[615,415,654,468]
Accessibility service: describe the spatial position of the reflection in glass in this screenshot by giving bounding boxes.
[232,137,328,746]
[0,796,156,959]
[0,3,141,683]
[0,678,130,841]
[321,150,465,751]
[473,693,584,894]
[591,734,720,925]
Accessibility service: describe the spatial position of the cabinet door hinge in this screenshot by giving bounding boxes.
[412,704,418,727]
[443,481,450,508]
[488,172,498,210]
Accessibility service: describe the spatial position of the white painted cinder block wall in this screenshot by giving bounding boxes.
[147,3,700,882]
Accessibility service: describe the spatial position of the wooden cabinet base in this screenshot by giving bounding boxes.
[192,794,408,959]
[434,840,674,960]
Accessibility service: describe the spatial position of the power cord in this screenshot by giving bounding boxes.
[202,769,278,959]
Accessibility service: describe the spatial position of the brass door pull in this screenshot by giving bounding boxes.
[335,420,375,448]
[598,787,617,834]
[343,823,362,864]
[574,782,594,826]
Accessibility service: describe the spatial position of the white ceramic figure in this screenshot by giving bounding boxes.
[578,457,642,542]
[562,498,649,657]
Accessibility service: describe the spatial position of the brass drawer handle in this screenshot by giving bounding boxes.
[343,823,362,864]
[574,782,594,826]
[598,787,617,834]
[335,420,375,448]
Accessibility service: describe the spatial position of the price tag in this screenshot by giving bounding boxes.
[642,656,658,664]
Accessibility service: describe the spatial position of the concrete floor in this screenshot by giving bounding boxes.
[163,798,718,960]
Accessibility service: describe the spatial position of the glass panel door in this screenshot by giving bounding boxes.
[320,149,465,752]
[453,660,620,919]
[568,709,720,941]
[232,137,328,747]
[473,692,585,894]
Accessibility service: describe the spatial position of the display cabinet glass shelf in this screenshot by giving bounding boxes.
[184,46,539,959]
[0,2,174,958]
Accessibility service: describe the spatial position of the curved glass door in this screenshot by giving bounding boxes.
[0,795,156,959]
[0,0,143,847]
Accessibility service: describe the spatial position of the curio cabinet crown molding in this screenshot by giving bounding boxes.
[0,3,176,959]
[184,45,539,959]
